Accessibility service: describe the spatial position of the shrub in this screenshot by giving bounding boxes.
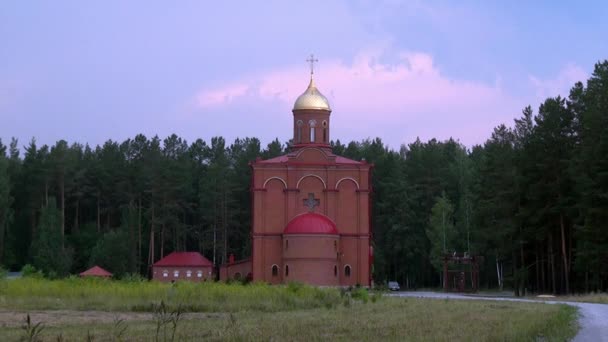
[121,273,146,282]
[351,287,369,303]
[0,265,7,279]
[21,264,44,278]
[286,281,303,293]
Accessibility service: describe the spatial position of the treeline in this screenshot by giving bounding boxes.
[1,61,607,293]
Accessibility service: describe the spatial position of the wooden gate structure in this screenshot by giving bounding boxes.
[442,253,483,293]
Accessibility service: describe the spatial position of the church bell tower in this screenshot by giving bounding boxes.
[291,54,331,149]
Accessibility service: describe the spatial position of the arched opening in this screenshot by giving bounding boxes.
[322,120,328,143]
[285,239,289,249]
[309,120,317,142]
[334,265,338,277]
[234,272,242,280]
[272,264,279,277]
[296,120,303,143]
[285,265,290,277]
[345,265,351,278]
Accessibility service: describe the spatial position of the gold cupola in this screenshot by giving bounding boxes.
[293,77,331,111]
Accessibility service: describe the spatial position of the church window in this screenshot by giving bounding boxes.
[173,270,180,278]
[345,265,351,277]
[334,240,338,251]
[272,264,279,276]
[197,271,203,278]
[296,120,303,143]
[309,120,317,142]
[186,270,192,278]
[285,239,289,249]
[285,265,290,277]
[162,270,168,278]
[334,265,338,277]
[322,121,328,143]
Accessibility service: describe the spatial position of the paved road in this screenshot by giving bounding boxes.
[388,291,608,342]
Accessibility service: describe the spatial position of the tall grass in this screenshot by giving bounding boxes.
[0,297,578,341]
[0,277,342,312]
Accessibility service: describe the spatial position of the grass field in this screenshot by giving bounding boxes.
[0,277,342,312]
[0,278,579,341]
[532,293,608,305]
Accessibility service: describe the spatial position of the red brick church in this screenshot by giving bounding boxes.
[222,60,373,287]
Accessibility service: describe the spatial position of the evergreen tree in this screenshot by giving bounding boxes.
[0,139,14,265]
[426,192,456,283]
[30,198,73,277]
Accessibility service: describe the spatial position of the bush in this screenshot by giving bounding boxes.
[0,265,7,279]
[287,281,303,293]
[351,287,369,303]
[21,264,44,278]
[121,273,146,282]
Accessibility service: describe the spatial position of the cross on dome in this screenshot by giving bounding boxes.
[292,54,331,111]
[306,54,318,78]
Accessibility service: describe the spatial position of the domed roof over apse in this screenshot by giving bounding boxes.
[283,212,339,235]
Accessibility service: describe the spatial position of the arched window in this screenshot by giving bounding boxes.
[186,270,192,278]
[334,265,338,277]
[285,239,289,249]
[272,264,279,277]
[309,120,317,142]
[334,240,338,251]
[173,270,180,278]
[285,265,289,277]
[197,271,203,278]
[322,121,328,143]
[344,265,351,277]
[296,120,303,143]
[162,270,168,278]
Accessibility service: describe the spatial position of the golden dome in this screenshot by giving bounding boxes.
[293,78,331,111]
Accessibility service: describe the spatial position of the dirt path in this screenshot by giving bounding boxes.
[0,309,220,328]
[390,291,608,342]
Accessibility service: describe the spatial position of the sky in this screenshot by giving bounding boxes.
[1,1,607,150]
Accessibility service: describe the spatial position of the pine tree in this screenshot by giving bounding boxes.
[0,139,14,265]
[30,198,73,277]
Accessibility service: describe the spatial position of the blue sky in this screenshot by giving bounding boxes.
[1,1,606,149]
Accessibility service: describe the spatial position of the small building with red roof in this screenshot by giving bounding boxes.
[152,252,214,282]
[79,265,113,278]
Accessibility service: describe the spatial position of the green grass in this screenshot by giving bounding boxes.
[0,297,578,341]
[0,278,579,341]
[531,293,608,304]
[0,277,342,312]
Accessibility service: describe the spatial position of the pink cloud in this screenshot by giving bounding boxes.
[529,64,587,101]
[192,49,521,146]
[195,84,250,107]
[195,50,510,114]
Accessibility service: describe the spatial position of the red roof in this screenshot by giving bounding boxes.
[257,154,363,165]
[284,212,339,235]
[79,265,112,277]
[153,252,213,267]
